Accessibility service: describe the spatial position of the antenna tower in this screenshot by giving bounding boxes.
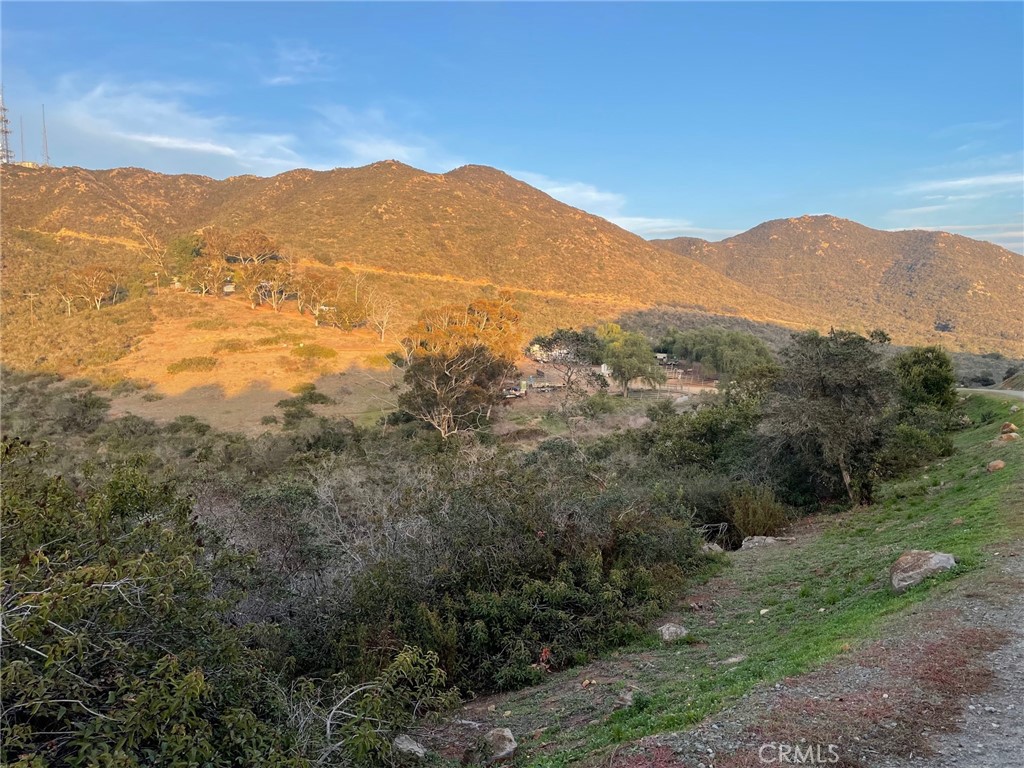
[41,104,49,165]
[0,87,13,164]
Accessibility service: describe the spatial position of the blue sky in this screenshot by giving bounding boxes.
[3,2,1022,251]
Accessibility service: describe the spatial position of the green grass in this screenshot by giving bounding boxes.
[508,394,1022,766]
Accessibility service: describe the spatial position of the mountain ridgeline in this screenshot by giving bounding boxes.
[2,162,1022,368]
[652,215,1023,355]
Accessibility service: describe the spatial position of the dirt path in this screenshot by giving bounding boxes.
[630,544,1024,768]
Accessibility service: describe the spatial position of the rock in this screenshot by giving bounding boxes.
[987,460,1006,473]
[658,622,689,642]
[741,536,786,549]
[701,542,724,553]
[890,550,957,594]
[394,734,428,759]
[1000,422,1019,434]
[997,432,1021,442]
[1010,405,1020,413]
[482,727,517,764]
[759,608,770,616]
[614,689,635,708]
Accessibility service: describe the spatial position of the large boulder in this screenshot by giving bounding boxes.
[658,622,689,642]
[482,728,517,764]
[1000,422,1019,434]
[997,432,1021,442]
[988,460,1006,473]
[393,735,428,759]
[890,550,956,594]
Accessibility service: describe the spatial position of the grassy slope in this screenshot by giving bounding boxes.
[449,394,1023,766]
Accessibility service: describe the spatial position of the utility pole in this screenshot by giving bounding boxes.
[23,292,40,326]
[20,115,25,162]
[41,104,49,165]
[0,87,13,164]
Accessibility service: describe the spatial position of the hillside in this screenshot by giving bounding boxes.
[1,162,808,320]
[3,165,1022,407]
[652,215,1024,355]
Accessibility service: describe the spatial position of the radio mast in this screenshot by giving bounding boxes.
[0,87,13,164]
[41,104,50,165]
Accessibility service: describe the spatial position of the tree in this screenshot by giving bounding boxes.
[890,346,957,414]
[530,328,606,408]
[366,290,396,342]
[235,261,271,309]
[604,331,665,397]
[230,228,279,265]
[165,234,204,281]
[398,293,523,437]
[398,345,512,438]
[262,257,296,312]
[78,266,117,310]
[660,327,775,383]
[763,329,894,505]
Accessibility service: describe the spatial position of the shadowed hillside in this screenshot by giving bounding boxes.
[652,215,1024,355]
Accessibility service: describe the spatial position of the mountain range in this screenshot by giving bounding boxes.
[2,161,1021,375]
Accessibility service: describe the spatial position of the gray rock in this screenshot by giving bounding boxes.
[741,536,780,550]
[658,622,689,642]
[890,550,956,594]
[483,727,517,764]
[394,734,428,758]
[1010,405,1020,413]
[701,542,724,553]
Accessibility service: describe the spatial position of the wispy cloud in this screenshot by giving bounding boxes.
[508,170,732,239]
[886,222,1024,253]
[887,203,955,217]
[510,171,626,217]
[900,172,1024,196]
[53,77,305,175]
[262,40,332,86]
[930,120,1008,140]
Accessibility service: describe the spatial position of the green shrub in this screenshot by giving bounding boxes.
[0,441,304,767]
[728,485,789,538]
[212,338,253,353]
[291,344,338,363]
[166,356,218,374]
[578,390,620,417]
[261,415,279,425]
[875,423,954,479]
[188,317,233,331]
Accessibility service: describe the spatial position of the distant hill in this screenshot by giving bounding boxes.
[652,215,1024,355]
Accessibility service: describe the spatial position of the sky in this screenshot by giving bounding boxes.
[2,2,1022,252]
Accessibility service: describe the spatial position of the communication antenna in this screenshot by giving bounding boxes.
[0,87,13,164]
[41,104,50,165]
[20,115,25,161]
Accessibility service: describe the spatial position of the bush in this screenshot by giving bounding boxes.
[167,355,218,374]
[0,441,304,767]
[728,485,789,538]
[875,423,954,479]
[213,338,253,353]
[291,344,337,361]
[577,390,621,417]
